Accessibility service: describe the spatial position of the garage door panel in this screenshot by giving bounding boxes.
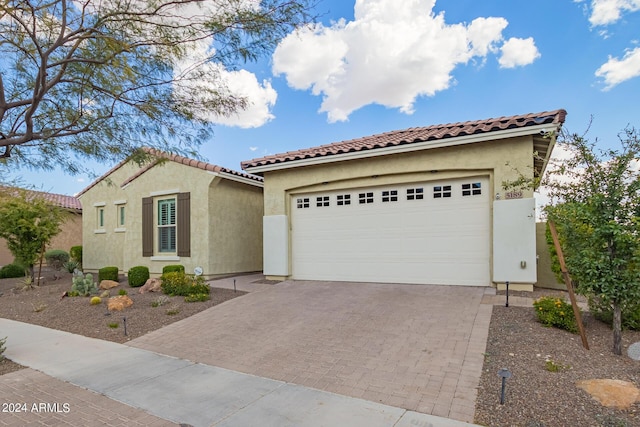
[292,177,490,286]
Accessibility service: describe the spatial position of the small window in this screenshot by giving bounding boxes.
[157,198,176,253]
[462,182,482,196]
[433,185,452,198]
[118,205,126,227]
[316,196,330,207]
[97,207,105,228]
[359,192,374,204]
[407,188,424,200]
[337,194,351,206]
[382,190,398,202]
[296,198,310,209]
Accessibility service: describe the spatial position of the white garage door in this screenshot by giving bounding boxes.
[291,177,490,286]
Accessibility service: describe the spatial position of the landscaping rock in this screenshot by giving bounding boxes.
[139,278,162,294]
[99,280,119,290]
[576,379,640,409]
[107,295,133,311]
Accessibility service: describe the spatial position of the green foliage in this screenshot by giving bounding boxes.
[63,259,81,273]
[162,265,185,275]
[0,190,64,275]
[544,359,570,372]
[108,322,119,329]
[71,272,98,297]
[588,296,640,331]
[0,336,6,361]
[118,289,128,296]
[69,246,82,265]
[161,272,210,297]
[44,249,69,271]
[0,0,313,173]
[184,293,210,303]
[533,297,579,334]
[98,267,119,282]
[127,266,150,288]
[90,296,102,305]
[0,263,26,279]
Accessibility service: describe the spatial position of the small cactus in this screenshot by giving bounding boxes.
[90,296,102,305]
[71,272,98,297]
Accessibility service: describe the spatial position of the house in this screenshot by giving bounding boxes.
[0,189,82,266]
[77,149,263,277]
[242,109,567,290]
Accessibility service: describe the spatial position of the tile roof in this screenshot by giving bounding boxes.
[0,187,81,211]
[77,147,263,197]
[241,109,567,170]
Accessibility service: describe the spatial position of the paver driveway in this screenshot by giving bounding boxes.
[129,278,492,423]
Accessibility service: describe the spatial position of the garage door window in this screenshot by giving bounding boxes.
[433,185,452,198]
[337,194,351,206]
[359,192,374,204]
[462,182,482,196]
[382,190,398,202]
[316,196,330,207]
[407,188,424,200]
[297,198,310,208]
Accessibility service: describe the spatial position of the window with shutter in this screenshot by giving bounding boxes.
[157,198,176,252]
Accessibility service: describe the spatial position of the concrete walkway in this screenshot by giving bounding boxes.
[0,318,481,427]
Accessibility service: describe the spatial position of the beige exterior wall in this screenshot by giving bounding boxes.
[535,222,565,290]
[261,135,536,282]
[79,160,262,277]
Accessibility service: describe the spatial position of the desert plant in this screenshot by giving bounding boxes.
[98,266,119,282]
[90,296,102,305]
[151,295,170,307]
[0,263,26,279]
[162,264,185,275]
[161,271,210,297]
[32,302,47,312]
[118,289,127,296]
[533,296,579,334]
[184,293,210,303]
[108,322,119,328]
[127,266,149,288]
[44,249,69,270]
[69,246,82,265]
[166,307,180,316]
[71,272,98,297]
[62,259,81,273]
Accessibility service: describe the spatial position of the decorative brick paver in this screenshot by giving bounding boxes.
[129,280,490,424]
[0,369,177,426]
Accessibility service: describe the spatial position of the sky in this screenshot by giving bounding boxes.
[9,0,640,196]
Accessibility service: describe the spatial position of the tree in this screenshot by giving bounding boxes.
[0,189,65,281]
[544,127,640,355]
[0,0,312,173]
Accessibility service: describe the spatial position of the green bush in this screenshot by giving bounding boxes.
[69,245,82,264]
[98,266,119,282]
[161,272,209,297]
[63,259,81,273]
[162,264,185,275]
[0,263,26,279]
[44,249,70,270]
[589,296,640,331]
[533,296,579,334]
[127,266,149,288]
[184,293,210,302]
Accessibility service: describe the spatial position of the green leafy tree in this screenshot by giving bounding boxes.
[0,0,312,172]
[0,189,65,281]
[544,127,640,355]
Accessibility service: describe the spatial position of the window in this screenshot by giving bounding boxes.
[157,198,176,253]
[433,185,452,198]
[382,190,398,202]
[407,188,424,200]
[462,182,482,196]
[97,207,105,228]
[359,192,374,204]
[316,196,330,207]
[297,198,310,209]
[337,194,351,206]
[118,205,125,227]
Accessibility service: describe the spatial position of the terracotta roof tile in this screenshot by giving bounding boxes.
[0,187,81,211]
[241,109,567,170]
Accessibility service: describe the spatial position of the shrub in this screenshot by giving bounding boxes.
[589,296,640,331]
[69,246,82,264]
[533,296,579,334]
[151,295,169,307]
[162,264,185,275]
[108,322,119,328]
[184,293,210,302]
[44,249,69,270]
[127,266,149,287]
[118,289,128,296]
[63,259,81,273]
[71,272,98,296]
[98,266,119,282]
[161,272,209,297]
[0,263,26,279]
[90,296,102,305]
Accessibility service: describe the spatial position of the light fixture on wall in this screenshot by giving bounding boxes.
[496,193,501,200]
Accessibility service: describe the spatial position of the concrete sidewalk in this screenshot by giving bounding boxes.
[0,318,482,427]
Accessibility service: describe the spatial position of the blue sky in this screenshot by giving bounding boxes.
[12,0,640,196]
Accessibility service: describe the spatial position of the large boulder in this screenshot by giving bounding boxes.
[99,280,119,290]
[107,295,133,311]
[139,278,162,294]
[577,379,640,409]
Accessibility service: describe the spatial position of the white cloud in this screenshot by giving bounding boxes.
[249,146,258,151]
[588,0,640,26]
[272,0,536,122]
[595,46,640,89]
[498,37,541,68]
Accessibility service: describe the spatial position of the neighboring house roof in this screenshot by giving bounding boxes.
[77,147,263,197]
[0,187,81,211]
[241,109,567,176]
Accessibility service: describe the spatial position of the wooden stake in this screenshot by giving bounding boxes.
[548,220,589,350]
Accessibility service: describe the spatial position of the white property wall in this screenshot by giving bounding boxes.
[493,198,537,283]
